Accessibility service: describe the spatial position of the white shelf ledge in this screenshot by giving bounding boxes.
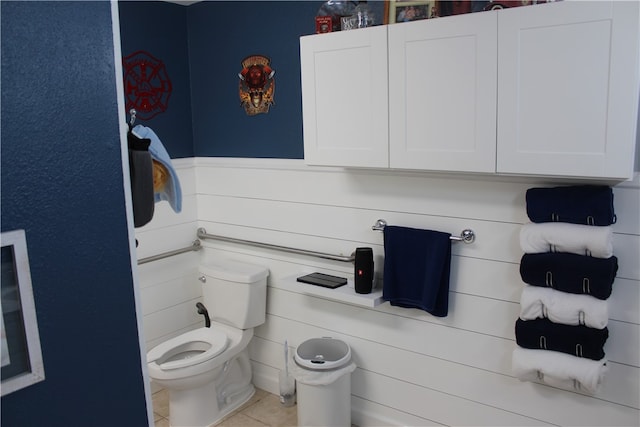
[278,274,385,308]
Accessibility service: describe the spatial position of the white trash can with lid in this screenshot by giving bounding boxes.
[293,337,356,427]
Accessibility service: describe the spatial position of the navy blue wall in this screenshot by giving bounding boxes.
[187,1,319,158]
[119,1,194,158]
[119,1,386,159]
[1,2,148,426]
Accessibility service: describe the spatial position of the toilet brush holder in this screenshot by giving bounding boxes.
[279,369,296,407]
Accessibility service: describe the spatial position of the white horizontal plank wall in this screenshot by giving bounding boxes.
[133,158,203,382]
[194,158,639,427]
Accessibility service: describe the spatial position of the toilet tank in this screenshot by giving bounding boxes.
[200,259,269,329]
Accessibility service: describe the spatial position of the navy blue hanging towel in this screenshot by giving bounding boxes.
[515,318,608,361]
[525,185,615,226]
[383,226,452,317]
[519,253,618,300]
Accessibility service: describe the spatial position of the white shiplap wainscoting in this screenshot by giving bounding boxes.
[195,158,639,427]
[138,157,640,425]
[133,158,203,395]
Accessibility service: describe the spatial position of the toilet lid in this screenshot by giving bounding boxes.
[147,327,228,371]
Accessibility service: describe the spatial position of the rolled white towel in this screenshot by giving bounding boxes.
[512,347,607,394]
[520,222,613,258]
[520,285,609,329]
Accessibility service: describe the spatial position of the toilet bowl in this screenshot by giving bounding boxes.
[146,259,269,427]
[147,327,228,374]
[147,323,254,426]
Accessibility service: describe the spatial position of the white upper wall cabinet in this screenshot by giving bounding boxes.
[300,26,389,167]
[497,1,640,179]
[300,2,640,179]
[388,11,498,173]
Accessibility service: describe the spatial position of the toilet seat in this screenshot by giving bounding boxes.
[147,328,228,371]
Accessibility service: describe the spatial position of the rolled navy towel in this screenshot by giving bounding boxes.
[520,253,618,300]
[526,185,615,226]
[515,318,608,360]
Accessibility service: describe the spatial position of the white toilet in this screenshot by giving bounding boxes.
[147,259,269,427]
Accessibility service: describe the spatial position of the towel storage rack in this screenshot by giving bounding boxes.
[197,228,355,262]
[137,240,202,265]
[371,219,475,244]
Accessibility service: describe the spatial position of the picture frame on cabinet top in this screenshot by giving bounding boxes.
[385,1,434,24]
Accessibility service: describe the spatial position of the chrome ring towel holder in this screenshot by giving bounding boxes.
[371,219,475,244]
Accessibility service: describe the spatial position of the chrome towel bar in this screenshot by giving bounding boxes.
[137,220,473,266]
[197,228,355,263]
[137,240,202,265]
[371,219,475,244]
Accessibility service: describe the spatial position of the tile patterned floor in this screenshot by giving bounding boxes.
[152,387,298,427]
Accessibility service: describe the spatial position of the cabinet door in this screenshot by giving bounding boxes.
[388,12,498,172]
[497,2,640,179]
[300,26,389,167]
